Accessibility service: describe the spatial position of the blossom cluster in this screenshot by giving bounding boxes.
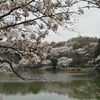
[50,46,72,56]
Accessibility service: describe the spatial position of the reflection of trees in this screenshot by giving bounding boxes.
[66,81,96,99]
[42,80,100,100]
[43,81,98,99]
[94,78,100,100]
[0,79,100,99]
[0,82,43,95]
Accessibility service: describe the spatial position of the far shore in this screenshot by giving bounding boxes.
[38,67,95,72]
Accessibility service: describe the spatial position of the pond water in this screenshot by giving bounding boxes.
[0,70,100,100]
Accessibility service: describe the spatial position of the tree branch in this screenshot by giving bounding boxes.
[0,58,25,80]
[0,0,35,19]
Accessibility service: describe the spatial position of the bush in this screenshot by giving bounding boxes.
[50,58,58,69]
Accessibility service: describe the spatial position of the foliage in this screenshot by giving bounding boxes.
[94,55,100,74]
[92,39,100,74]
[52,36,98,67]
[50,58,58,69]
[67,36,98,50]
[53,41,66,48]
[94,39,100,58]
[42,36,98,68]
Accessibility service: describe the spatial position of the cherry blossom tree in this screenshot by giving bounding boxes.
[0,0,83,79]
[57,57,73,67]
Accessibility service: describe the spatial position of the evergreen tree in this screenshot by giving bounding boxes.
[94,39,100,58]
[94,39,100,75]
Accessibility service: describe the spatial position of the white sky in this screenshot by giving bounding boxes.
[44,8,100,42]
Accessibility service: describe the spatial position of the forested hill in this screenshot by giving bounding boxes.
[51,36,98,67]
[67,36,98,49]
[53,36,98,48]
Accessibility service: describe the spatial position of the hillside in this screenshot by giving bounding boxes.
[46,36,98,68]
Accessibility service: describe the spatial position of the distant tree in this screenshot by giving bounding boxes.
[57,57,73,68]
[94,39,100,58]
[53,41,66,48]
[67,36,98,68]
[50,58,58,69]
[93,55,100,75]
[93,39,100,75]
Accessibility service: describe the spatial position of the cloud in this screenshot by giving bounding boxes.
[76,9,100,37]
[45,8,100,42]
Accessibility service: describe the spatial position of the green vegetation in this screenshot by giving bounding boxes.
[54,36,98,68]
[53,41,66,48]
[67,36,98,49]
[50,58,58,69]
[94,38,100,58]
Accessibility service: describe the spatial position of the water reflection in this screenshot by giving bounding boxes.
[0,71,99,100]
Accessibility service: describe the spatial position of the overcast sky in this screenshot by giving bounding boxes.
[44,8,100,42]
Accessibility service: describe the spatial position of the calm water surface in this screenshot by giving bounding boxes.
[0,70,100,100]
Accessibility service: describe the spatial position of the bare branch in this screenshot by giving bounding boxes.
[0,58,25,80]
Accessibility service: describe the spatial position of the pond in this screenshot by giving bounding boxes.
[0,70,100,100]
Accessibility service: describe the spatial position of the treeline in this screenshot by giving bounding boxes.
[0,36,99,68]
[67,35,98,49]
[52,36,98,68]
